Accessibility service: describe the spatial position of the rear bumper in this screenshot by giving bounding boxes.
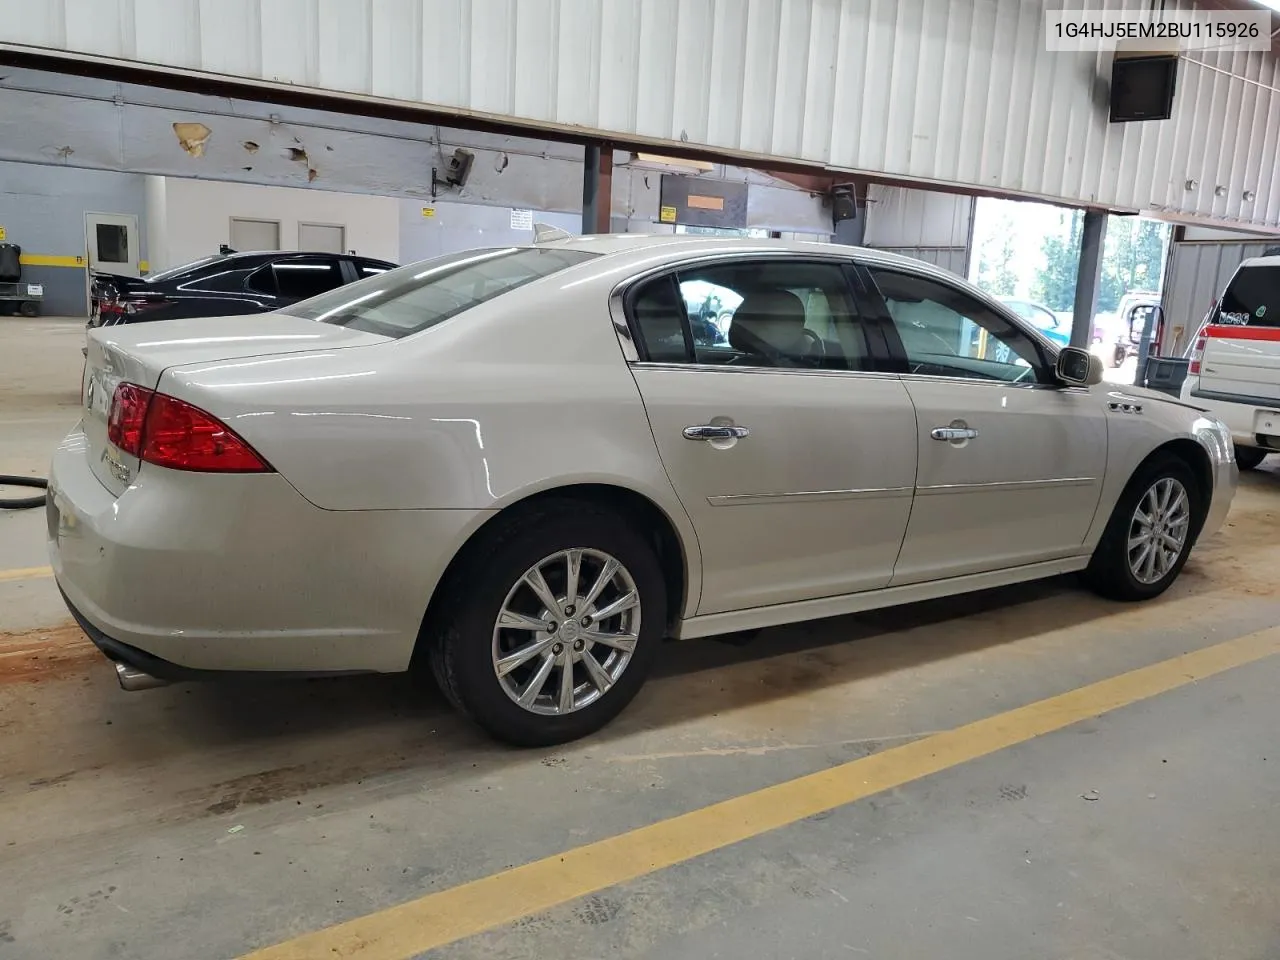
[61,585,363,685]
[1182,376,1280,447]
[48,424,492,675]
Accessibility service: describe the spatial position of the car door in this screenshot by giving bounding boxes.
[858,263,1108,585]
[622,256,918,616]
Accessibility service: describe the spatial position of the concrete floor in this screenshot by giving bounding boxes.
[2,316,1279,959]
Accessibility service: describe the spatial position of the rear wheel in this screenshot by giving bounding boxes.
[1235,445,1268,471]
[1085,454,1203,601]
[424,500,666,747]
[17,301,38,318]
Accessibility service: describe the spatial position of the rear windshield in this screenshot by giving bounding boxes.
[279,247,598,338]
[145,256,223,283]
[1215,265,1280,328]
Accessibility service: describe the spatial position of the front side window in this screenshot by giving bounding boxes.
[1215,265,1280,327]
[869,268,1049,383]
[628,259,872,371]
[281,247,597,338]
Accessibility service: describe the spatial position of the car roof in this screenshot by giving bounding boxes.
[530,233,978,286]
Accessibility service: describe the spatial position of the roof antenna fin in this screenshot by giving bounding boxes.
[533,222,572,244]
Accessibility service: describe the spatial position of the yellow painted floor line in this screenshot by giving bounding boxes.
[0,565,53,584]
[241,626,1280,960]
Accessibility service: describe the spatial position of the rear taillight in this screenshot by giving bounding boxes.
[107,383,151,456]
[123,299,167,315]
[1189,335,1206,375]
[106,383,271,473]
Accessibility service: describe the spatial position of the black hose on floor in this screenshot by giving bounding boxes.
[0,475,48,510]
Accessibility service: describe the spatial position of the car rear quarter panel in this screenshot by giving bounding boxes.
[156,272,704,613]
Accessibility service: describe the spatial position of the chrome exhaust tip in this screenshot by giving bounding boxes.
[114,661,170,692]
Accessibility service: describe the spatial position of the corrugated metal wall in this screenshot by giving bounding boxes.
[1162,240,1275,353]
[869,246,969,277]
[863,185,973,276]
[2,0,1278,230]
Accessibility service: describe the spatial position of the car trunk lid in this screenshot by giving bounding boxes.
[82,313,390,495]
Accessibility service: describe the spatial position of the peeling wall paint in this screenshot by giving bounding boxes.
[0,67,831,234]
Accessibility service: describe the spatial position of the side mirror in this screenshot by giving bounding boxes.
[1056,346,1104,386]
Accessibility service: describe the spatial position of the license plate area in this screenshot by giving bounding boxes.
[1253,410,1280,437]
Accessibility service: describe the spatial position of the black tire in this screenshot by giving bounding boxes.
[1235,445,1268,471]
[0,474,48,510]
[1112,346,1126,368]
[17,300,38,318]
[423,499,667,747]
[1084,454,1203,602]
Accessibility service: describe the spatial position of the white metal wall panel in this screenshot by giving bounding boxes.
[863,186,974,248]
[872,246,969,277]
[3,0,1280,229]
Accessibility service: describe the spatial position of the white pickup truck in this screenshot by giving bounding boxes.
[1181,254,1280,470]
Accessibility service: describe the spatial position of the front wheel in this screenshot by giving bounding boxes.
[1235,445,1268,471]
[424,500,666,747]
[1084,455,1203,602]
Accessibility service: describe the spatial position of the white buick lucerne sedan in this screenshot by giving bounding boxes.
[49,236,1237,745]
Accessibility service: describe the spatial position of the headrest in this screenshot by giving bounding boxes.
[728,289,807,355]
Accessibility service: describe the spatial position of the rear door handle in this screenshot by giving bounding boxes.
[931,426,979,441]
[683,424,750,441]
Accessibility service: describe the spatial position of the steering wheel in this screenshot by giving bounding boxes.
[799,329,827,360]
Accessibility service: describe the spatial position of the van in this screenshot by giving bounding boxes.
[1181,255,1280,470]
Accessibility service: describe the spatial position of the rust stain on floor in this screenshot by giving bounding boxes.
[0,622,97,684]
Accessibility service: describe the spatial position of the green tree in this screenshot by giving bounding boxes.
[1034,210,1082,311]
[974,222,1019,297]
[1099,216,1168,313]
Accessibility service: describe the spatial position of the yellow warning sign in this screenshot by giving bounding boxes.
[659,205,677,224]
[0,226,6,242]
[421,207,436,218]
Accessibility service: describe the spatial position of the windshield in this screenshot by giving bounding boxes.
[145,256,224,284]
[1215,265,1280,328]
[280,247,598,338]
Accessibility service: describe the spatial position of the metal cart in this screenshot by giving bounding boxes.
[0,281,44,317]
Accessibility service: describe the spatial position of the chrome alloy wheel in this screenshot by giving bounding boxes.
[491,548,641,716]
[1127,476,1191,585]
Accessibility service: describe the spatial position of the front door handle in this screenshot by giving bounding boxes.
[683,424,750,442]
[931,426,979,442]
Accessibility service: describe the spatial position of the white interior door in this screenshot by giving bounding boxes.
[298,222,346,254]
[85,213,140,278]
[229,218,281,252]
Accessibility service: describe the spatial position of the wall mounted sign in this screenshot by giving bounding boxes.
[658,175,748,229]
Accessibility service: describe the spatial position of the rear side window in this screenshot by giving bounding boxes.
[627,259,873,371]
[355,259,394,278]
[1216,265,1280,327]
[273,257,347,300]
[282,247,597,338]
